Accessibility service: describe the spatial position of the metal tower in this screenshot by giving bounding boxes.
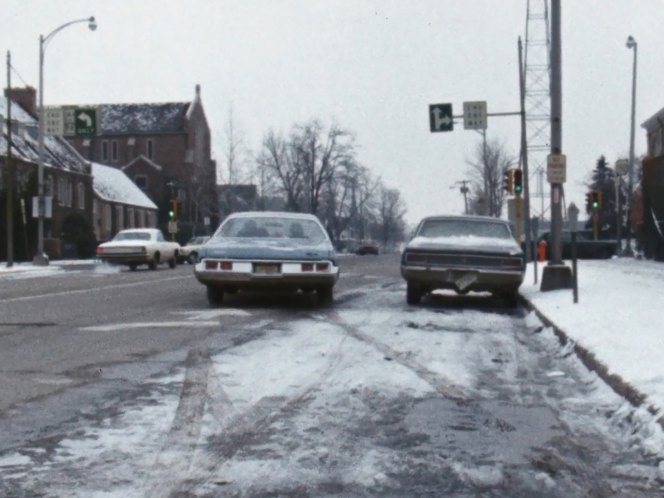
[524,0,551,221]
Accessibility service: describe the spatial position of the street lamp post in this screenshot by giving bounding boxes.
[623,35,637,257]
[34,16,96,266]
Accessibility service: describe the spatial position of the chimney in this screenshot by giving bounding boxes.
[4,86,37,116]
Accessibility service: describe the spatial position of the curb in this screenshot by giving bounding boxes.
[519,294,664,429]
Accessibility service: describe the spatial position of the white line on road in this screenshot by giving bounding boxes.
[80,321,219,332]
[0,275,189,303]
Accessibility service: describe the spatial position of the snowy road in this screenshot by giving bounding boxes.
[0,255,663,496]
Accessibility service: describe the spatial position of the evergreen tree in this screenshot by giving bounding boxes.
[585,155,624,238]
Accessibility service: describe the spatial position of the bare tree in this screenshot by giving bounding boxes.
[374,184,407,249]
[466,137,516,217]
[256,120,355,216]
[322,160,378,246]
[222,106,249,185]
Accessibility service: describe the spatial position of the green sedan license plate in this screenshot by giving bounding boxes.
[254,263,280,274]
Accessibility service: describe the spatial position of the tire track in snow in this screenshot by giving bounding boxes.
[324,310,470,402]
[153,319,352,496]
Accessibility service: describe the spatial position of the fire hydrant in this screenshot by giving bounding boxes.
[537,239,548,261]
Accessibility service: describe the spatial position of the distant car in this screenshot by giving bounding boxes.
[96,228,180,271]
[537,230,616,260]
[356,241,379,255]
[178,236,211,264]
[401,215,525,307]
[194,211,340,306]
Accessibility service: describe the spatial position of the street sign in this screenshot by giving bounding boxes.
[44,107,64,135]
[547,153,567,183]
[168,220,178,234]
[429,103,453,132]
[615,159,629,176]
[74,108,97,136]
[463,101,487,130]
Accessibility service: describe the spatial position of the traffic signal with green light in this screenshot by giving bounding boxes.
[513,169,523,194]
[591,191,602,210]
[169,199,177,219]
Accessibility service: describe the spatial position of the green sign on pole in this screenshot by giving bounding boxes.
[429,103,454,132]
[74,108,97,136]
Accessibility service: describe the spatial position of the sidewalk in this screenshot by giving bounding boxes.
[520,257,664,423]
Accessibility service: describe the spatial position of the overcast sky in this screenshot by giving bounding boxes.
[2,1,662,224]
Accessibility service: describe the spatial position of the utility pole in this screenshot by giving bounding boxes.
[541,0,573,290]
[5,51,14,267]
[451,180,470,214]
[518,38,532,262]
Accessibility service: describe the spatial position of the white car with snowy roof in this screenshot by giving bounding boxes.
[96,228,180,271]
[401,215,525,307]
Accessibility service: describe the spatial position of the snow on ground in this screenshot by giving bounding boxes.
[520,257,664,415]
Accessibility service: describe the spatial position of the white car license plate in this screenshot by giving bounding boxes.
[254,263,280,274]
[456,272,477,291]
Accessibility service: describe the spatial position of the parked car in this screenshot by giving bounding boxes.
[401,215,525,307]
[537,230,616,260]
[356,241,380,255]
[194,211,340,306]
[96,228,180,271]
[178,235,211,264]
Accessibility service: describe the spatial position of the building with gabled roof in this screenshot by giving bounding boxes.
[62,85,218,241]
[1,94,94,260]
[91,162,158,242]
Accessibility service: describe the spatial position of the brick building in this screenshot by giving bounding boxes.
[63,85,218,237]
[1,93,95,260]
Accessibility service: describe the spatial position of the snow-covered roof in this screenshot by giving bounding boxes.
[123,154,163,172]
[92,162,157,210]
[97,103,190,135]
[0,98,37,124]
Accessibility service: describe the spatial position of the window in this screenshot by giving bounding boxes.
[134,175,148,191]
[115,205,124,230]
[92,199,100,240]
[45,176,54,197]
[67,181,73,207]
[78,182,85,210]
[137,209,146,227]
[101,140,109,161]
[111,140,118,162]
[103,204,112,232]
[146,139,154,159]
[57,178,65,206]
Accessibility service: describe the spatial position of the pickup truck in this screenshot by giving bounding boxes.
[538,230,616,260]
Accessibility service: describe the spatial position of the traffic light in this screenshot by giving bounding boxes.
[591,191,602,210]
[513,169,523,194]
[503,169,513,194]
[585,192,593,211]
[169,199,177,219]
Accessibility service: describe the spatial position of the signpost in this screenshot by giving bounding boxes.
[547,153,567,183]
[428,103,454,132]
[43,106,98,136]
[74,108,97,136]
[463,101,487,130]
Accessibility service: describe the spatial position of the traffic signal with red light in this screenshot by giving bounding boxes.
[513,169,523,194]
[503,169,513,194]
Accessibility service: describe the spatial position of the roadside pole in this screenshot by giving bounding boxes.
[569,203,579,303]
[540,0,573,291]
